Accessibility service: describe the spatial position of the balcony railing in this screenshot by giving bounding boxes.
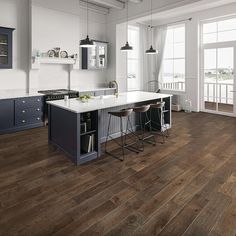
[204,82,233,104]
[162,81,185,91]
[162,81,233,105]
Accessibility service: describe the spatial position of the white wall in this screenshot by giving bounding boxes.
[0,0,108,92]
[30,1,108,90]
[0,0,30,90]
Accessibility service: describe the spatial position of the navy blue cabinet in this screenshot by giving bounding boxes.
[0,99,14,131]
[0,27,15,69]
[0,96,44,135]
[15,96,43,127]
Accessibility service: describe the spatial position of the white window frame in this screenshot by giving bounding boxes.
[160,23,186,92]
[200,15,236,116]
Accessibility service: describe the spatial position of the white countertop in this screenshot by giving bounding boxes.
[76,87,116,92]
[47,91,172,113]
[0,87,115,100]
[0,89,43,100]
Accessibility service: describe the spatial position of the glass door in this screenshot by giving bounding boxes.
[203,46,235,115]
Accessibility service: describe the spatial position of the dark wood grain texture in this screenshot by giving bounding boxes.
[0,112,236,236]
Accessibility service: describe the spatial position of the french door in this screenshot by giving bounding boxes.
[201,44,236,116]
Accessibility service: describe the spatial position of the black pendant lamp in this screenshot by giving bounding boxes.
[121,1,133,51]
[146,0,158,55]
[80,0,94,48]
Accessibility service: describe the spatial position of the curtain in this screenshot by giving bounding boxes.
[139,24,167,91]
[153,25,167,84]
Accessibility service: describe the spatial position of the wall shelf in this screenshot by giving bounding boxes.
[32,57,79,70]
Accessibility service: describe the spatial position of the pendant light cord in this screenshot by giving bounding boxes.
[151,0,153,46]
[127,1,128,43]
[87,0,88,36]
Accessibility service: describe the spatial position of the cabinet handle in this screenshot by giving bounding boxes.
[37,99,41,102]
[22,120,26,123]
[22,110,26,113]
[36,108,40,111]
[36,117,40,121]
[22,100,26,104]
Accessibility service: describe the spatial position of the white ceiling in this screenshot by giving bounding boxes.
[80,0,142,11]
[134,0,236,25]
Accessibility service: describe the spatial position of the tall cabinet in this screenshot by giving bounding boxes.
[82,40,108,70]
[0,27,15,69]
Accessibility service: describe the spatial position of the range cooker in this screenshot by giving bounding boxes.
[38,89,79,124]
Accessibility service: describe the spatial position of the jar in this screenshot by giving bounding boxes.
[185,99,192,113]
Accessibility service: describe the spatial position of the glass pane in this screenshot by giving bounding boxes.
[204,83,217,111]
[204,49,216,70]
[174,43,185,58]
[217,47,234,113]
[218,30,236,43]
[88,46,97,68]
[204,49,217,111]
[203,22,217,34]
[128,59,139,90]
[218,18,236,32]
[0,34,8,65]
[217,47,233,82]
[173,26,185,43]
[166,28,173,44]
[164,43,173,58]
[174,59,185,89]
[203,33,217,44]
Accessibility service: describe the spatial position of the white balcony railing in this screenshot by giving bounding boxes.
[162,81,233,105]
[204,82,233,104]
[162,81,185,91]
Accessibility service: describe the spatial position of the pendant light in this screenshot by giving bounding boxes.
[146,0,158,54]
[121,1,133,51]
[80,0,94,48]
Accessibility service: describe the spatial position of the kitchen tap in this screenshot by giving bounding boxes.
[109,80,119,95]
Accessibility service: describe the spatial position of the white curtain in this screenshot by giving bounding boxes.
[153,25,167,84]
[139,24,167,91]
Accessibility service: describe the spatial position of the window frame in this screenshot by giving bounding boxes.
[202,15,236,45]
[160,23,186,92]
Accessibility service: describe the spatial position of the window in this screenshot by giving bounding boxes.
[203,18,236,44]
[201,17,236,114]
[161,24,185,91]
[127,25,140,91]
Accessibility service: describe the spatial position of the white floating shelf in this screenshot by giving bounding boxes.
[32,57,80,70]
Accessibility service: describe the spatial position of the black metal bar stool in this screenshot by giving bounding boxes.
[150,101,169,144]
[132,105,156,151]
[105,108,139,161]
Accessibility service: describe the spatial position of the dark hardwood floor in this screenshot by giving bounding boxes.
[1,112,236,236]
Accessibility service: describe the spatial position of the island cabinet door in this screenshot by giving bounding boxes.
[0,99,14,132]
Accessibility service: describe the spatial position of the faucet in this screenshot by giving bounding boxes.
[109,80,119,95]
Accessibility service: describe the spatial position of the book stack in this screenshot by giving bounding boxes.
[81,134,95,153]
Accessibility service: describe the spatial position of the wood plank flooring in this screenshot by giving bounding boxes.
[0,112,236,236]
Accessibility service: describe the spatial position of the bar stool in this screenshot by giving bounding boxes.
[150,101,169,143]
[105,108,139,161]
[132,105,156,151]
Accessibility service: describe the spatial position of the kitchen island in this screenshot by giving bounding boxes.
[47,91,172,165]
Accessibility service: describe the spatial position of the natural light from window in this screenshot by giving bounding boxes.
[202,17,236,113]
[127,25,140,91]
[161,24,185,91]
[203,18,236,44]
